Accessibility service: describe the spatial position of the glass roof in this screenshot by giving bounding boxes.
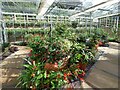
[45,0,119,17]
[1,0,120,19]
[1,0,40,14]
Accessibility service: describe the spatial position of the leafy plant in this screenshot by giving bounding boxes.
[17,24,97,89]
[71,21,78,28]
[2,42,10,52]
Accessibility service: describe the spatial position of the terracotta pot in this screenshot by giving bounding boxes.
[44,63,58,71]
[95,44,99,50]
[41,84,50,88]
[44,56,70,71]
[9,46,15,53]
[65,85,74,90]
[66,87,74,90]
[77,62,87,71]
[14,47,18,51]
[99,41,103,46]
[31,87,36,90]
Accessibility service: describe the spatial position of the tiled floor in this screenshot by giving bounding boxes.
[85,42,119,88]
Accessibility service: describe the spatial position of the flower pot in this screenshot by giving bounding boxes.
[77,62,87,71]
[41,84,50,89]
[14,47,18,51]
[44,56,70,71]
[44,63,58,71]
[31,88,36,90]
[99,41,103,46]
[95,44,99,51]
[65,84,74,90]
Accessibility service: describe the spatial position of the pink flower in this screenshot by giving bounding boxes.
[32,60,35,66]
[54,62,58,68]
[28,53,32,57]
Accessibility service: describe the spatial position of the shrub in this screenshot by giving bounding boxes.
[17,24,96,89]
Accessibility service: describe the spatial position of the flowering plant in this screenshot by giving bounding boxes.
[17,23,96,89]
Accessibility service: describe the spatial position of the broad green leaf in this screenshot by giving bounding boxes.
[44,71,47,78]
[37,74,43,79]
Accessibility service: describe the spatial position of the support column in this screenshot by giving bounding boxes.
[48,16,49,22]
[50,15,52,37]
[105,17,107,27]
[85,18,87,29]
[0,8,8,43]
[0,6,3,44]
[89,12,92,34]
[26,15,28,28]
[14,14,16,21]
[116,16,119,31]
[24,15,26,28]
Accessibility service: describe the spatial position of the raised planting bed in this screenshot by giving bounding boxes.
[16,24,109,89]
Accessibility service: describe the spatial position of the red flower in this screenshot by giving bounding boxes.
[64,73,67,77]
[57,74,61,78]
[67,72,72,76]
[34,54,39,57]
[78,71,85,79]
[78,77,84,81]
[56,51,60,54]
[64,77,67,80]
[53,57,57,60]
[82,71,85,76]
[43,57,47,61]
[28,53,32,57]
[77,65,81,69]
[30,50,32,53]
[78,75,84,81]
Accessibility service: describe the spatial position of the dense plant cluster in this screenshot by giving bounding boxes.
[7,29,48,35]
[17,23,108,89]
[1,42,10,52]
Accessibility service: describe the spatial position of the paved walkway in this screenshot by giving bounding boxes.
[0,45,31,89]
[85,42,119,89]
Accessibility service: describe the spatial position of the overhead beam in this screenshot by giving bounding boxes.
[36,0,55,19]
[94,13,120,19]
[98,8,111,11]
[70,0,119,18]
[2,12,36,16]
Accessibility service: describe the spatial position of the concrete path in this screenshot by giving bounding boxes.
[85,42,119,89]
[0,46,31,89]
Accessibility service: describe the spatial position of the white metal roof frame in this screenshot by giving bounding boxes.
[36,0,55,19]
[70,0,119,19]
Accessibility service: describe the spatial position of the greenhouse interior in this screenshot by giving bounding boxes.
[0,0,120,89]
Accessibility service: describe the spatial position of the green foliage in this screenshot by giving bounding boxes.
[7,29,47,35]
[17,23,101,89]
[13,41,27,46]
[71,21,78,28]
[2,42,10,52]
